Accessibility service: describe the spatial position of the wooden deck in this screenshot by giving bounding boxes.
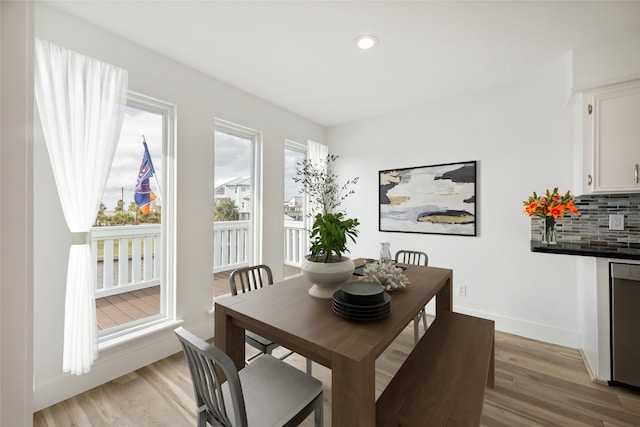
[96,287,161,330]
[96,265,302,330]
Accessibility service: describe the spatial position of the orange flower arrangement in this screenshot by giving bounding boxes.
[523,187,580,219]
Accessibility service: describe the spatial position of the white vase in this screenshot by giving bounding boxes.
[302,256,355,299]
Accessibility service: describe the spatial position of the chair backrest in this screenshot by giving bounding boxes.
[229,264,273,296]
[174,326,248,427]
[394,250,428,266]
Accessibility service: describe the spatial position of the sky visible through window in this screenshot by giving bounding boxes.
[214,131,250,189]
[102,106,162,211]
[284,148,304,202]
[106,116,308,211]
[215,132,304,203]
[84,102,315,335]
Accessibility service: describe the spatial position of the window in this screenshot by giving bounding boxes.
[213,120,262,298]
[283,141,307,278]
[94,91,176,341]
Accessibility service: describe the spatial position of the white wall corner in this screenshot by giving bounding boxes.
[565,49,578,106]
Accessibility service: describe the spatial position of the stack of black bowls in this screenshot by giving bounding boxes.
[332,282,391,320]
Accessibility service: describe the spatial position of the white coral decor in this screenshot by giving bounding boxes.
[358,262,410,291]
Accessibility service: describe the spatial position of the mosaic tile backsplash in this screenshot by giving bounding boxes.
[531,193,640,249]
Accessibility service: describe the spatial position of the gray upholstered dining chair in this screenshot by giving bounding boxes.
[394,250,429,345]
[230,265,312,373]
[174,327,323,427]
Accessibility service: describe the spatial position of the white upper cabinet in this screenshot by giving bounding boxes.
[577,80,640,194]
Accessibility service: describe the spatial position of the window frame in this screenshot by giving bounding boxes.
[97,91,177,346]
[285,139,308,217]
[214,118,263,271]
[284,140,308,277]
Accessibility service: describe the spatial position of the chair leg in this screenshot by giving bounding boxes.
[413,315,420,345]
[197,410,207,427]
[314,395,323,427]
[278,350,294,361]
[246,351,262,364]
[421,308,428,331]
[277,350,311,375]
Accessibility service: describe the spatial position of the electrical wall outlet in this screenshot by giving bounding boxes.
[609,214,624,230]
[457,285,467,297]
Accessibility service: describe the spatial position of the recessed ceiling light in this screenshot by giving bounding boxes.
[355,34,379,50]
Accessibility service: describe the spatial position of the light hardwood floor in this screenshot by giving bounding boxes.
[34,320,640,426]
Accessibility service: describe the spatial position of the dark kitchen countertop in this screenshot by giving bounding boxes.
[531,241,640,260]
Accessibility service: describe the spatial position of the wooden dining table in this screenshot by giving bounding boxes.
[214,258,453,426]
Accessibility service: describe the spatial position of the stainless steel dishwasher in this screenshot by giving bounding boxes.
[611,263,640,389]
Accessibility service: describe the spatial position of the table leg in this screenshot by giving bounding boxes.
[332,341,376,426]
[435,274,453,315]
[214,304,246,371]
[488,334,495,388]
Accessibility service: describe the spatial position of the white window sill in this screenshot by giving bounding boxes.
[98,318,183,352]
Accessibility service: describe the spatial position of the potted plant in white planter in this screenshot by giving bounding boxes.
[294,154,360,298]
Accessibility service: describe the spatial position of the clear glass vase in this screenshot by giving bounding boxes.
[542,217,557,245]
[380,242,392,263]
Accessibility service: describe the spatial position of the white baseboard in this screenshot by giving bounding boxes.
[426,304,581,349]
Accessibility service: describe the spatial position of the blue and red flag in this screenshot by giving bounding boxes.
[134,142,156,214]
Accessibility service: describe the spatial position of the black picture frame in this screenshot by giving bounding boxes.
[379,161,477,236]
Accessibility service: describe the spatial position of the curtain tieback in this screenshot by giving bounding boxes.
[70,232,90,245]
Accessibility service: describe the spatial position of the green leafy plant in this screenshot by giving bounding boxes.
[308,212,360,262]
[295,154,360,262]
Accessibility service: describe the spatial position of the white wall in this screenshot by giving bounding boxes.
[33,4,324,411]
[570,28,640,92]
[1,2,35,426]
[328,63,583,347]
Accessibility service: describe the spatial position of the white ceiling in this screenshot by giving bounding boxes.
[45,1,640,127]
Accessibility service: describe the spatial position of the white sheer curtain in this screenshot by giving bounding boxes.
[306,140,329,221]
[307,140,328,169]
[35,39,128,375]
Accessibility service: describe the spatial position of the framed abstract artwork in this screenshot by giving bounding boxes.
[379,161,477,236]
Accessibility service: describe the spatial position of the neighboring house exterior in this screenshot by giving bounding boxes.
[215,177,251,220]
[215,179,305,221]
[284,195,304,221]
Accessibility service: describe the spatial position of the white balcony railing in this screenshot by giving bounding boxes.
[284,220,307,267]
[213,220,250,273]
[92,224,161,299]
[92,221,308,298]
